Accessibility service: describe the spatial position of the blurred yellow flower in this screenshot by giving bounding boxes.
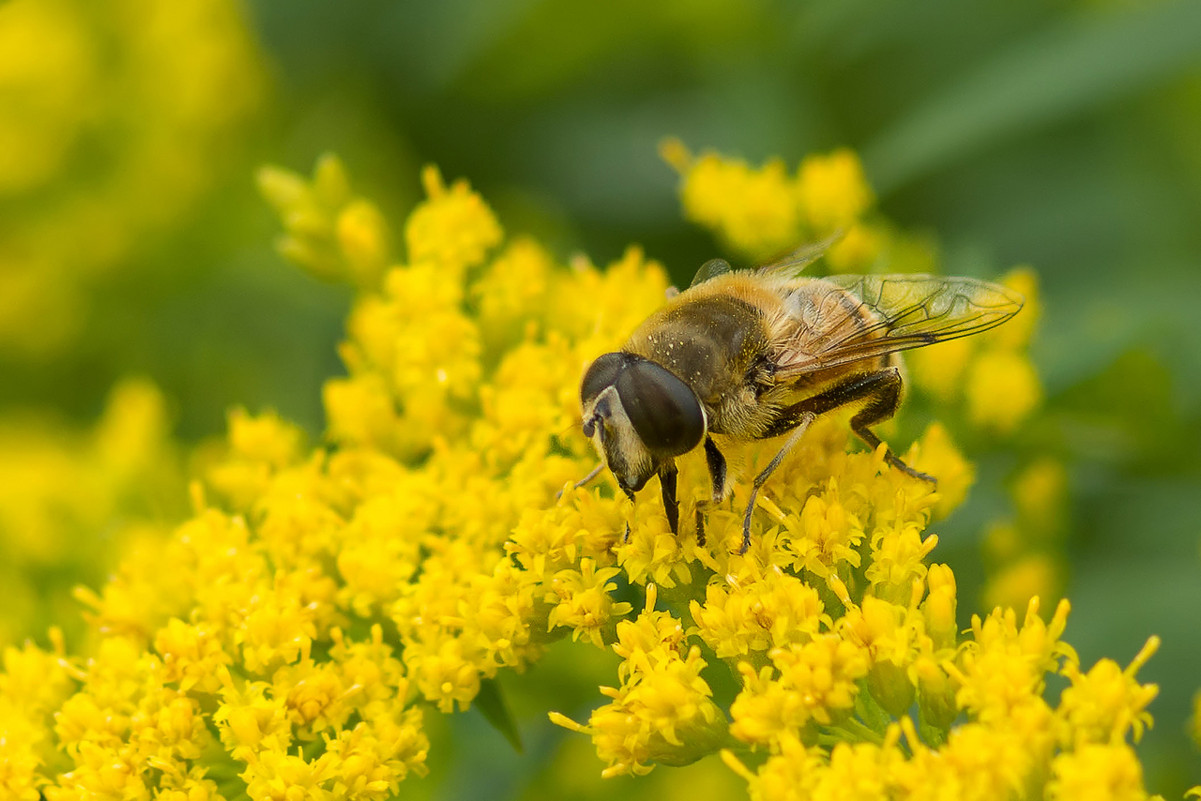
[0,0,262,357]
[824,222,885,273]
[982,551,1063,614]
[796,148,875,234]
[907,336,976,404]
[662,139,802,261]
[662,138,875,263]
[966,347,1043,434]
[0,379,184,643]
[1047,743,1151,801]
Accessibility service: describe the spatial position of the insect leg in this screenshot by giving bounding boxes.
[621,485,635,542]
[658,460,680,535]
[847,370,934,483]
[694,436,728,546]
[763,368,934,482]
[555,462,604,501]
[740,414,815,554]
[704,436,728,499]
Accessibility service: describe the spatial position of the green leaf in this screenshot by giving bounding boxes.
[475,677,524,753]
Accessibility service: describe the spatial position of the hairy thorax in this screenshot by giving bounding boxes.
[623,273,894,440]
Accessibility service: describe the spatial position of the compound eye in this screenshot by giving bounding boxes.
[581,352,628,405]
[616,360,705,457]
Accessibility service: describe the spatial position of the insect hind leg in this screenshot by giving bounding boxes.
[731,368,935,554]
[757,367,935,492]
[846,368,935,484]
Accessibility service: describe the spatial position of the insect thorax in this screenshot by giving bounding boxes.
[624,294,769,427]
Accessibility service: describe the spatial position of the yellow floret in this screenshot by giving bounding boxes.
[1058,637,1159,747]
[1047,743,1151,801]
[546,560,633,648]
[905,422,975,520]
[690,568,828,661]
[579,644,728,776]
[404,165,502,274]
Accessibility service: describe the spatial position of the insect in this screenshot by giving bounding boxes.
[578,245,1024,553]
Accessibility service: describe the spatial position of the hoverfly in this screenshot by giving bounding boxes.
[579,243,1023,553]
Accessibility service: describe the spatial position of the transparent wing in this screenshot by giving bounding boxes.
[755,230,845,278]
[689,231,845,288]
[775,273,1024,375]
[689,258,733,287]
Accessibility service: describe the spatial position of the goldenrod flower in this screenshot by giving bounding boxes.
[1059,637,1159,747]
[259,154,395,289]
[662,139,802,260]
[690,565,829,662]
[907,336,976,406]
[553,587,730,777]
[730,633,870,749]
[982,551,1063,614]
[824,222,885,273]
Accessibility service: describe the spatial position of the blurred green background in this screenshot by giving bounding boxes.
[2,0,1200,796]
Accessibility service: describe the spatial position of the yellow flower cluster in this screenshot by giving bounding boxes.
[725,607,1160,801]
[981,456,1071,613]
[0,153,1167,800]
[551,585,729,777]
[658,138,936,276]
[0,0,262,357]
[662,138,891,271]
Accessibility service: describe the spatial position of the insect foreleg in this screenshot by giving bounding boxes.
[694,436,728,546]
[658,460,680,535]
[703,436,728,500]
[740,413,815,554]
[556,462,604,501]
